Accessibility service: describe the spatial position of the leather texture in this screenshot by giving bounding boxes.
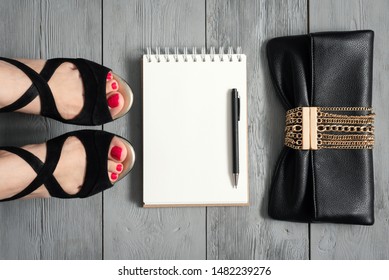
[266,30,375,225]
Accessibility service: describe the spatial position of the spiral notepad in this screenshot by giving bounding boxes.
[143,47,248,207]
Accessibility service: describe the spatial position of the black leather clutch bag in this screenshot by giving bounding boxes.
[266,30,375,225]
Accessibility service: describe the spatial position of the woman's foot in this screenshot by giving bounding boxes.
[0,136,132,200]
[0,59,130,120]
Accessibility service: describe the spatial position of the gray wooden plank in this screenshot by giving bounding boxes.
[206,0,309,260]
[310,0,389,259]
[102,0,206,259]
[0,0,103,259]
[38,0,103,260]
[0,0,45,260]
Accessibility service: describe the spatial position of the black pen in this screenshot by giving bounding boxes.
[232,88,240,188]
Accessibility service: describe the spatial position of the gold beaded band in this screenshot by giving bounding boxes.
[285,107,375,150]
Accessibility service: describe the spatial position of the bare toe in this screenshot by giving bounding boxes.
[106,78,119,92]
[108,160,123,174]
[109,171,118,183]
[107,92,124,118]
[110,73,134,119]
[108,136,135,181]
[108,137,128,162]
[106,71,113,81]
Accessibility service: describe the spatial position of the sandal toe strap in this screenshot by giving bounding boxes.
[41,58,113,125]
[70,130,114,198]
[46,130,114,199]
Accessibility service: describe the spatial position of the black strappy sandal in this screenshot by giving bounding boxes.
[0,57,133,125]
[0,130,135,202]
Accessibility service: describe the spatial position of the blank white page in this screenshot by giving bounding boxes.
[143,53,248,206]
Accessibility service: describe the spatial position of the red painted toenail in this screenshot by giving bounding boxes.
[112,82,118,90]
[106,72,113,80]
[111,146,122,160]
[107,94,119,108]
[111,173,118,180]
[116,164,123,172]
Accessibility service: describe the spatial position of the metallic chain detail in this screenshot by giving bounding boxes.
[285,107,375,150]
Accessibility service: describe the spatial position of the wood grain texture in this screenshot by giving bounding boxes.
[2,0,388,261]
[206,0,309,260]
[0,0,102,259]
[35,0,103,260]
[0,0,46,260]
[102,0,206,259]
[310,0,389,259]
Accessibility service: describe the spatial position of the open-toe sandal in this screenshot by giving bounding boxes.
[0,57,133,125]
[0,130,135,202]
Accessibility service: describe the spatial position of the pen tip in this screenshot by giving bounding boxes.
[233,174,239,187]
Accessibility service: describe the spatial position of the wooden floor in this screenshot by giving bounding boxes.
[0,0,388,260]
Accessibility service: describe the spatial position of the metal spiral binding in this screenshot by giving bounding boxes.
[209,47,215,62]
[237,46,242,62]
[227,47,233,62]
[173,47,179,62]
[145,47,243,62]
[183,47,188,62]
[146,47,152,62]
[155,47,161,62]
[201,47,206,62]
[219,47,224,61]
[192,47,197,62]
[164,47,170,62]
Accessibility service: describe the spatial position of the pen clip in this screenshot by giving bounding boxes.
[238,95,240,121]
